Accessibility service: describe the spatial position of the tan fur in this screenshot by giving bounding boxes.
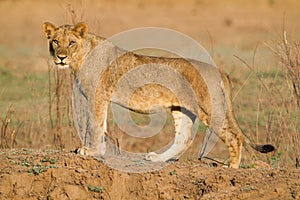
[43,22,253,169]
[42,22,105,71]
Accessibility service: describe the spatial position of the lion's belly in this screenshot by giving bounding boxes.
[127,84,179,113]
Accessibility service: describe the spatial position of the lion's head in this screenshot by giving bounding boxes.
[42,22,88,70]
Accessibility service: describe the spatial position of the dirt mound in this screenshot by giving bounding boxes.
[0,149,299,200]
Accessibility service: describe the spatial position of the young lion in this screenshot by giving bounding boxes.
[42,22,274,168]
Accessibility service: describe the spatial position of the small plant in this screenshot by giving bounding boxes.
[41,156,59,164]
[131,159,145,166]
[21,159,30,167]
[193,178,206,185]
[240,163,257,169]
[169,170,177,176]
[291,189,298,199]
[270,151,284,168]
[28,164,58,176]
[240,186,256,192]
[21,148,32,154]
[87,185,104,193]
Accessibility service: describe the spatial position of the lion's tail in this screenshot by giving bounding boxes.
[242,131,275,153]
[249,143,275,153]
[222,73,275,154]
[241,130,275,153]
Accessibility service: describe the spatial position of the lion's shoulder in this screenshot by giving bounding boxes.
[85,33,106,53]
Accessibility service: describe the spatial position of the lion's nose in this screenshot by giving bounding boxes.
[57,54,67,61]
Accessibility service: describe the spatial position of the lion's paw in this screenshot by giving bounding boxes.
[75,147,90,155]
[145,152,165,162]
[74,147,105,157]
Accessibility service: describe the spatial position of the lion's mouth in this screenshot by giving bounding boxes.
[55,62,70,69]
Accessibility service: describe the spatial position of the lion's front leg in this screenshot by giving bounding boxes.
[145,110,193,162]
[76,110,108,157]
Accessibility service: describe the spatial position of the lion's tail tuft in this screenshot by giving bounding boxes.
[250,144,275,153]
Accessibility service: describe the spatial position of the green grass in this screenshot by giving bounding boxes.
[0,66,49,118]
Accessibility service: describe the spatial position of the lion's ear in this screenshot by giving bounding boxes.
[42,22,56,39]
[73,22,88,38]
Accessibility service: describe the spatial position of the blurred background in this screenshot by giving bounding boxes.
[0,0,299,168]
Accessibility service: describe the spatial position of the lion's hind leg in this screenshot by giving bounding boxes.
[145,109,194,162]
[219,128,243,169]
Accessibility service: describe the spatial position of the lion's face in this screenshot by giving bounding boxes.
[42,22,88,70]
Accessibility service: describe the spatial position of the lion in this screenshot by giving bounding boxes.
[42,22,274,168]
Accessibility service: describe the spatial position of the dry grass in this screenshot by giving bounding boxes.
[270,29,300,168]
[46,3,86,149]
[270,30,300,106]
[47,62,75,149]
[235,29,300,168]
[0,105,22,148]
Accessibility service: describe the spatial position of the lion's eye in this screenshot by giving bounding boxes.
[52,40,59,45]
[69,41,76,46]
